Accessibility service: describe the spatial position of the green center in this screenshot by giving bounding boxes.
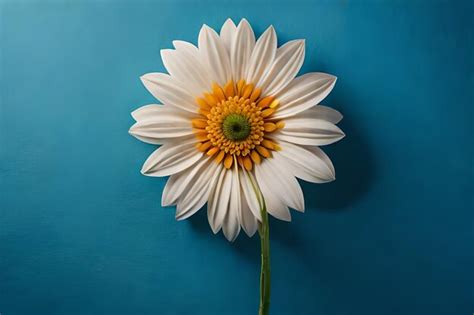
[222,113,251,141]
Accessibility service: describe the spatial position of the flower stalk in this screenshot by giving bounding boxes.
[258,200,271,315]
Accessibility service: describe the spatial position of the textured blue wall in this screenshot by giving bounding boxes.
[1,1,473,314]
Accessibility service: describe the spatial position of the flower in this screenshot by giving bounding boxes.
[130,18,344,241]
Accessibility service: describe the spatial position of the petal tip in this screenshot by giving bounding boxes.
[223,18,236,26]
[140,164,153,176]
[325,171,336,182]
[239,18,250,26]
[128,122,140,135]
[224,233,238,242]
[139,74,150,83]
[175,212,186,221]
[296,199,305,213]
[160,49,172,59]
[337,113,343,122]
[201,24,211,32]
[210,225,220,234]
[171,40,181,49]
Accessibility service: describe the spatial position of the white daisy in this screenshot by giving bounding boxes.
[130,18,344,241]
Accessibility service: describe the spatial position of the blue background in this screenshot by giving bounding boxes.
[1,1,473,314]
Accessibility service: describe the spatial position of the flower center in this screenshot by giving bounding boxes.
[192,80,285,170]
[222,114,251,141]
[205,94,264,157]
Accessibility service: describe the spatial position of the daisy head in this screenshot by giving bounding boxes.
[130,18,344,241]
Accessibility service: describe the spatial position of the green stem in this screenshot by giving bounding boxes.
[258,200,271,315]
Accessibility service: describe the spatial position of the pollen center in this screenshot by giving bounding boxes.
[222,113,251,141]
[192,80,285,171]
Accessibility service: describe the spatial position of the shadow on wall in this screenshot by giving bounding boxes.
[304,104,375,211]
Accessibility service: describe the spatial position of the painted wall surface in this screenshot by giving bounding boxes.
[1,1,472,314]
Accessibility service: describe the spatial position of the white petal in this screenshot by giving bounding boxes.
[230,19,255,81]
[140,73,197,113]
[245,26,277,84]
[132,104,196,121]
[199,24,232,86]
[207,166,232,233]
[254,163,292,221]
[172,40,199,54]
[238,168,262,221]
[239,194,258,237]
[223,166,241,241]
[272,73,337,119]
[313,106,343,124]
[131,104,159,121]
[172,40,214,93]
[162,171,190,207]
[175,160,220,220]
[162,157,209,207]
[257,40,305,96]
[238,168,258,236]
[258,158,304,212]
[276,118,345,146]
[220,18,237,53]
[161,49,211,96]
[275,142,335,183]
[128,134,162,145]
[129,105,194,144]
[306,145,336,178]
[141,136,202,177]
[290,105,343,124]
